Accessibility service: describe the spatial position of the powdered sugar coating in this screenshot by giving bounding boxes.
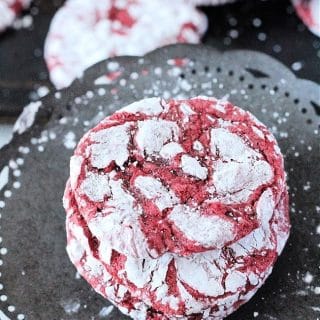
[44,0,208,89]
[169,205,235,248]
[134,176,179,211]
[180,155,208,180]
[136,119,179,156]
[64,97,290,319]
[81,172,110,202]
[0,0,31,32]
[160,142,184,159]
[122,97,166,116]
[90,123,131,168]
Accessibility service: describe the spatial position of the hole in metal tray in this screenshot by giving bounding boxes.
[245,67,270,79]
[310,100,320,116]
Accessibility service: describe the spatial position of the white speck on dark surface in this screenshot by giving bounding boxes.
[13,181,21,189]
[61,298,81,315]
[37,145,44,152]
[179,79,192,91]
[303,272,314,284]
[86,91,94,99]
[75,97,82,104]
[36,86,50,98]
[18,147,30,155]
[252,17,262,27]
[227,16,237,26]
[154,67,162,75]
[229,29,239,39]
[13,101,42,135]
[13,169,21,177]
[99,305,114,318]
[130,72,139,80]
[55,92,62,99]
[0,167,9,192]
[98,88,106,96]
[59,117,68,125]
[0,295,7,302]
[291,61,303,71]
[108,62,120,72]
[258,32,267,41]
[0,248,7,255]
[3,190,11,198]
[303,183,311,191]
[63,132,77,149]
[7,305,15,312]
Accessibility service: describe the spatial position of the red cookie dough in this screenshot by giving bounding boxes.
[0,0,31,32]
[292,0,320,37]
[63,97,290,319]
[44,0,208,89]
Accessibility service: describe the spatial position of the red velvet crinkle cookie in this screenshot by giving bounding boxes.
[63,97,290,319]
[0,0,31,32]
[44,0,208,89]
[292,0,320,37]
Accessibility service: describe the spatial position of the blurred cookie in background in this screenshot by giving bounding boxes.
[44,0,208,89]
[0,0,32,32]
[292,0,320,37]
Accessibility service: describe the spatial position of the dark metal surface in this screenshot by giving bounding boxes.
[0,0,319,117]
[0,44,319,319]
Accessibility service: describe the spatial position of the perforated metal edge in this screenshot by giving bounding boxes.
[1,44,319,161]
